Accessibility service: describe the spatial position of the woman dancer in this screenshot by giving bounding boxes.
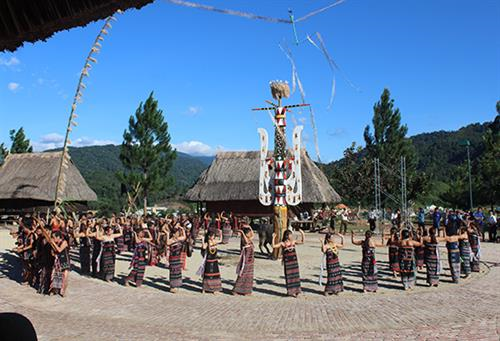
[398,229,422,290]
[422,227,442,287]
[200,231,223,294]
[167,225,187,293]
[221,213,232,244]
[386,227,400,277]
[458,226,472,278]
[468,223,481,272]
[233,227,255,296]
[96,224,122,282]
[272,229,305,297]
[443,229,468,283]
[414,227,425,270]
[74,220,91,275]
[40,228,70,297]
[125,229,152,288]
[351,231,385,293]
[320,232,344,295]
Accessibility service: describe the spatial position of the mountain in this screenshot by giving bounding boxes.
[411,122,488,182]
[53,144,211,212]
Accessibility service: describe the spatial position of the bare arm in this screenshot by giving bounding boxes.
[295,229,305,245]
[271,233,282,249]
[351,231,363,246]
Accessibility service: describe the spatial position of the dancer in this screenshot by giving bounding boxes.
[414,227,425,270]
[233,227,255,295]
[73,221,91,275]
[386,227,400,277]
[221,213,232,244]
[17,224,35,285]
[38,225,71,297]
[200,231,223,294]
[422,227,442,287]
[272,229,305,297]
[95,224,122,282]
[125,229,152,287]
[320,232,344,295]
[458,227,472,278]
[468,223,481,272]
[398,229,422,290]
[443,229,468,283]
[167,225,187,293]
[351,231,385,293]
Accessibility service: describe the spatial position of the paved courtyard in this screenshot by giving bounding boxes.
[1,228,499,340]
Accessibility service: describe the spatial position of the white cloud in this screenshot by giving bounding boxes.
[0,56,20,67]
[33,133,116,151]
[186,106,201,116]
[173,140,222,156]
[7,82,20,91]
[73,137,116,148]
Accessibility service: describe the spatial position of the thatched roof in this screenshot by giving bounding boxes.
[1,0,154,52]
[185,150,341,204]
[0,152,97,202]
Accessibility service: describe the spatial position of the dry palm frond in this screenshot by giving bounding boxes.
[54,12,122,208]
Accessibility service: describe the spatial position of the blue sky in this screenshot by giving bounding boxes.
[0,0,499,161]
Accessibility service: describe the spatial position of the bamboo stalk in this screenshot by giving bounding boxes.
[54,12,121,209]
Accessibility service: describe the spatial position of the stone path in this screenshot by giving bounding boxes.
[1,229,499,340]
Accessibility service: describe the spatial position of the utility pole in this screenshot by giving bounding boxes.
[459,139,474,210]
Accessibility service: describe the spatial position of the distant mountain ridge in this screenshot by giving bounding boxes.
[49,121,489,211]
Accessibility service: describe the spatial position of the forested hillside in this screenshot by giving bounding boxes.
[57,145,212,212]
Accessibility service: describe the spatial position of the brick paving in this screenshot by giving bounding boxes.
[1,229,499,340]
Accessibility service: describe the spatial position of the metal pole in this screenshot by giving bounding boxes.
[466,145,473,210]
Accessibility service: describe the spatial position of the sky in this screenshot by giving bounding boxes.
[0,0,499,162]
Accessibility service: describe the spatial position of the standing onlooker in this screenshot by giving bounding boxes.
[473,207,486,241]
[367,208,377,232]
[432,208,442,236]
[417,208,426,231]
[340,209,349,234]
[488,210,497,242]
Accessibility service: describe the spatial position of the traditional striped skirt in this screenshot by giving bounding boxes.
[361,245,378,292]
[169,242,183,289]
[50,256,64,291]
[399,247,416,289]
[459,239,471,276]
[415,246,425,268]
[115,235,125,253]
[283,246,302,296]
[233,244,254,295]
[222,224,232,244]
[203,249,222,292]
[447,242,461,283]
[325,249,343,294]
[470,234,480,272]
[388,245,400,273]
[181,243,187,270]
[101,241,116,281]
[127,243,147,287]
[424,242,440,286]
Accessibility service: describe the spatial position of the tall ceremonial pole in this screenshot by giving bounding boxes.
[253,81,308,259]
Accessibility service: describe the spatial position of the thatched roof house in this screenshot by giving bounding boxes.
[0,152,97,211]
[1,0,154,51]
[185,151,341,216]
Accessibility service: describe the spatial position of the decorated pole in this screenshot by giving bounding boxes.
[253,81,307,259]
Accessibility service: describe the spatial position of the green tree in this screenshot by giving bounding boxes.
[475,102,500,207]
[0,143,8,164]
[326,142,371,206]
[9,127,33,153]
[119,93,177,213]
[363,88,426,205]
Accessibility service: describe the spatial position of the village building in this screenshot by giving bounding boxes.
[185,150,341,217]
[0,152,97,212]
